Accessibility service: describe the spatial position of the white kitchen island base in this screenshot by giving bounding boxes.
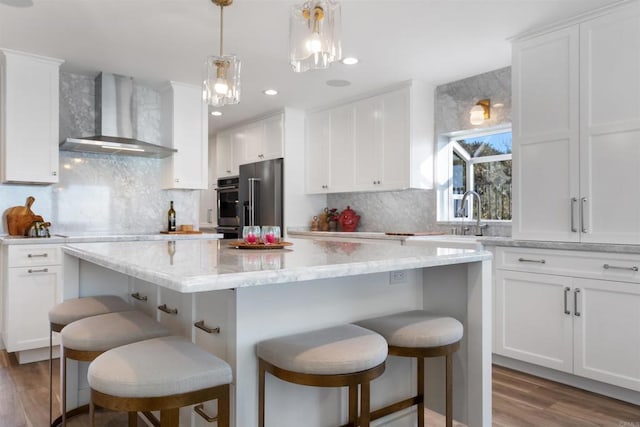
[60,239,492,426]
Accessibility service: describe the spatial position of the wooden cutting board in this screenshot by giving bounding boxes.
[384,231,446,236]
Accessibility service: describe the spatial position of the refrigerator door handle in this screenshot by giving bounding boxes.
[248,178,260,226]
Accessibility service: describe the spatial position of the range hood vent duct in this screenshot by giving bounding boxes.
[60,73,177,158]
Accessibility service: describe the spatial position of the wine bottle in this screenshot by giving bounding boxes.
[168,201,176,232]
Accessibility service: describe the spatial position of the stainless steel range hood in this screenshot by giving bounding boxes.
[60,73,177,158]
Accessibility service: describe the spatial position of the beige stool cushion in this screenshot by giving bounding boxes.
[49,295,132,326]
[356,310,463,348]
[88,336,232,398]
[257,324,387,375]
[61,310,170,352]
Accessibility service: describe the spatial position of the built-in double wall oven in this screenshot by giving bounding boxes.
[215,176,240,239]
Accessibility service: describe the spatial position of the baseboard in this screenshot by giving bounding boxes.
[15,346,60,364]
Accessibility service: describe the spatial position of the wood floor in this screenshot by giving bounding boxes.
[1,350,639,426]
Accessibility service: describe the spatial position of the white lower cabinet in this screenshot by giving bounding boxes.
[1,244,62,363]
[494,247,640,392]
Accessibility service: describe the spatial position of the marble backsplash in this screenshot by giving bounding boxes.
[0,71,199,236]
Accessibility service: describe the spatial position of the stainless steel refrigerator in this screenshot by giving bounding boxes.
[239,158,283,231]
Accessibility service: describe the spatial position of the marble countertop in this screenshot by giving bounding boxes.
[62,238,492,293]
[0,232,222,245]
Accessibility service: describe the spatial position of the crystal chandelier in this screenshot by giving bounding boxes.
[289,0,342,73]
[203,0,240,107]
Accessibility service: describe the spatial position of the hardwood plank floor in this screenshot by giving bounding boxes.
[1,350,639,426]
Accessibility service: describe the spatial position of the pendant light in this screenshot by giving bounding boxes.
[203,0,240,107]
[289,0,342,73]
[470,99,490,125]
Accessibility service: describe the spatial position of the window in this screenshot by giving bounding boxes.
[438,128,512,222]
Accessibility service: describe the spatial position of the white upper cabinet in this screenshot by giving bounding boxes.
[0,49,63,184]
[305,81,434,194]
[161,81,208,190]
[512,2,640,244]
[216,130,238,178]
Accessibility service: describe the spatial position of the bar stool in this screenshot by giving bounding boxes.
[88,335,232,427]
[356,310,463,427]
[60,310,171,426]
[48,295,133,426]
[257,324,388,427]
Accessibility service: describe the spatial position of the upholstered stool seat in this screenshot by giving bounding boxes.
[59,310,170,426]
[88,336,232,427]
[356,310,463,427]
[48,295,133,426]
[257,324,388,427]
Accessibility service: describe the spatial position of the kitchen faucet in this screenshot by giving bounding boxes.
[458,190,487,236]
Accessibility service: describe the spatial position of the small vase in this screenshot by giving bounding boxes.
[329,220,338,231]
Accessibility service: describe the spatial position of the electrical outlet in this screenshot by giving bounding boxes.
[389,270,407,284]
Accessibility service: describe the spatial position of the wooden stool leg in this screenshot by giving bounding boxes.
[218,384,230,427]
[49,327,53,426]
[418,357,425,427]
[348,384,357,426]
[360,381,371,427]
[446,352,453,427]
[258,358,266,427]
[128,411,138,426]
[160,408,179,427]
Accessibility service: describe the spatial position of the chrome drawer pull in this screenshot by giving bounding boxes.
[518,257,546,264]
[194,404,217,423]
[157,304,178,315]
[563,287,571,315]
[574,289,581,317]
[131,292,148,302]
[27,268,48,274]
[570,197,578,232]
[581,197,588,233]
[603,264,639,272]
[27,253,48,258]
[194,320,221,334]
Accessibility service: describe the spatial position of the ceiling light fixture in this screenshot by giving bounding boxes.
[289,0,342,73]
[341,57,358,65]
[211,111,223,116]
[263,89,278,96]
[203,0,240,107]
[470,99,490,125]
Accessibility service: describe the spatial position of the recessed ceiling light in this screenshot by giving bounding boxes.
[326,79,351,87]
[263,89,278,96]
[211,111,223,116]
[493,103,504,108]
[341,57,359,65]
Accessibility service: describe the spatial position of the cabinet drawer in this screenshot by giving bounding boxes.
[7,245,61,267]
[495,247,640,283]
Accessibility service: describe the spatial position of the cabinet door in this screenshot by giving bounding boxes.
[129,278,158,318]
[5,265,62,351]
[329,104,356,192]
[216,131,238,178]
[156,287,192,337]
[579,4,640,244]
[494,270,573,372]
[511,27,580,241]
[262,114,284,161]
[380,88,410,190]
[1,50,62,184]
[237,121,263,165]
[354,97,383,190]
[305,110,331,193]
[573,278,640,391]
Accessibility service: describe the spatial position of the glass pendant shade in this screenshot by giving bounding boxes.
[469,105,485,125]
[204,54,241,107]
[289,0,342,73]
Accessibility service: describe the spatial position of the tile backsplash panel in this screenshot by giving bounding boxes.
[0,71,198,235]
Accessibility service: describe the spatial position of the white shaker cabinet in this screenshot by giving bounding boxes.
[494,247,640,392]
[1,244,62,364]
[0,49,63,184]
[305,110,332,192]
[161,81,208,190]
[512,2,640,244]
[216,131,238,178]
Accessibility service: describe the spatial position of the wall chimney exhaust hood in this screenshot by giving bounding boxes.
[60,73,177,158]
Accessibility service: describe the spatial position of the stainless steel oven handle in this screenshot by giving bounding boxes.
[214,185,239,191]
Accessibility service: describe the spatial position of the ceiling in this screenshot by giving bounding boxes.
[0,0,619,135]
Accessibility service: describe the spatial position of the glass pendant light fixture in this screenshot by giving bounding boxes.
[289,0,342,73]
[470,99,490,125]
[203,0,240,107]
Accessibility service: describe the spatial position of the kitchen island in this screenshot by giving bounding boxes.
[61,238,492,426]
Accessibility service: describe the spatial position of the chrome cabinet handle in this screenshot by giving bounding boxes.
[131,292,148,302]
[574,289,581,317]
[194,320,221,334]
[518,257,546,264]
[581,197,588,233]
[563,287,571,315]
[157,304,178,315]
[28,268,48,273]
[603,264,639,272]
[570,197,578,232]
[194,404,216,423]
[28,253,48,258]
